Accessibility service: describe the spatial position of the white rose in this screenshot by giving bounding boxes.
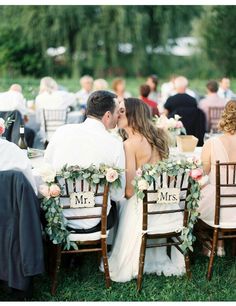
[187,157,194,164]
[168,118,177,129]
[174,114,181,121]
[0,118,5,124]
[138,179,149,191]
[37,163,56,183]
[106,168,119,183]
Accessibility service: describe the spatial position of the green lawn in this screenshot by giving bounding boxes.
[1,245,236,301]
[1,77,236,101]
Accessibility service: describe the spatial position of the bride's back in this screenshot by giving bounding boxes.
[125,133,161,169]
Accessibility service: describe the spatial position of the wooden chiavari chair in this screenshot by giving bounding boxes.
[208,107,224,132]
[137,171,192,291]
[47,176,111,295]
[195,160,236,280]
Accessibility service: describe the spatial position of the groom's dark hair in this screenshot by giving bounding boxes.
[86,90,117,119]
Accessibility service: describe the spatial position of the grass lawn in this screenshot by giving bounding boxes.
[1,77,236,101]
[1,244,236,301]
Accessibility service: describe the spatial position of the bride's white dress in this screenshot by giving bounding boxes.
[104,192,186,282]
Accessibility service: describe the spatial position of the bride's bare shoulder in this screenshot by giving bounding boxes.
[124,134,143,148]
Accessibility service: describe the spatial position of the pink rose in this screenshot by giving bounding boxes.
[106,168,119,183]
[189,168,204,181]
[175,121,183,128]
[0,119,5,135]
[39,184,50,198]
[49,184,61,197]
[136,168,142,177]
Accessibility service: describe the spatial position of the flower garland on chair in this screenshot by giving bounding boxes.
[38,163,123,250]
[133,156,204,254]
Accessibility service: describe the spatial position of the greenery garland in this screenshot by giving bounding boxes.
[39,163,123,250]
[133,156,203,254]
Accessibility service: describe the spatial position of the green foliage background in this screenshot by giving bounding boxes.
[0,5,233,79]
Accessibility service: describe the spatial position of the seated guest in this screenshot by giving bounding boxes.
[164,76,205,145]
[112,78,131,100]
[139,84,159,116]
[0,135,37,194]
[198,80,226,125]
[93,79,109,91]
[75,75,94,110]
[217,77,235,102]
[35,77,75,113]
[163,76,197,117]
[199,100,236,256]
[0,84,35,147]
[44,90,125,232]
[146,74,159,103]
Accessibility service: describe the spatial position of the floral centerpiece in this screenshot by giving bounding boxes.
[37,163,124,250]
[153,114,186,146]
[0,116,15,136]
[133,156,204,254]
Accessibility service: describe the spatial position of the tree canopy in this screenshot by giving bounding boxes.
[0,6,235,79]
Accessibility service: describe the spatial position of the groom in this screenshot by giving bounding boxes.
[44,90,125,234]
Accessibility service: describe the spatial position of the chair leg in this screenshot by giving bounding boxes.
[232,238,236,257]
[207,228,218,280]
[137,234,147,292]
[184,252,191,279]
[101,238,111,288]
[50,244,62,295]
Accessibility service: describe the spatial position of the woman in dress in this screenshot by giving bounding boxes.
[199,99,236,256]
[103,98,186,282]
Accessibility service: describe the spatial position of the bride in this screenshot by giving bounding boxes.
[102,98,186,282]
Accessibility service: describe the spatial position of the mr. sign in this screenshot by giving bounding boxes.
[70,191,95,208]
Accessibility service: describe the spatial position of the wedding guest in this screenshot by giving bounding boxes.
[164,76,197,117]
[0,84,35,147]
[146,74,159,103]
[44,90,125,232]
[93,79,109,91]
[101,98,186,282]
[35,77,75,113]
[217,77,235,102]
[0,135,37,194]
[75,75,94,110]
[0,84,27,118]
[199,100,236,256]
[139,84,159,116]
[198,80,225,124]
[112,78,131,100]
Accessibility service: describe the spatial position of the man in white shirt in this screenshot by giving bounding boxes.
[0,137,37,194]
[0,84,27,118]
[44,90,125,232]
[217,77,235,101]
[0,84,35,147]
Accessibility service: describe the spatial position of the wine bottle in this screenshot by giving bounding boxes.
[18,125,28,149]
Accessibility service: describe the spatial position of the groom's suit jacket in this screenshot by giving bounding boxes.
[44,118,125,230]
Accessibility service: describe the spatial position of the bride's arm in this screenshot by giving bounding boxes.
[124,140,136,199]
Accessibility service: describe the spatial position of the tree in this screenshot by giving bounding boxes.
[197,6,236,77]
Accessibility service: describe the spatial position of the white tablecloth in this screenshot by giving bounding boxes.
[170,146,202,159]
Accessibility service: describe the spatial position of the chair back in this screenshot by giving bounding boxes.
[0,110,23,144]
[214,160,236,226]
[42,108,68,142]
[208,107,224,132]
[56,175,110,238]
[142,171,191,234]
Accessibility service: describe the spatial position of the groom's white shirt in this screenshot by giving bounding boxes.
[44,117,126,229]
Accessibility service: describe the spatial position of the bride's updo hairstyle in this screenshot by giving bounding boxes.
[218,100,236,134]
[124,98,169,160]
